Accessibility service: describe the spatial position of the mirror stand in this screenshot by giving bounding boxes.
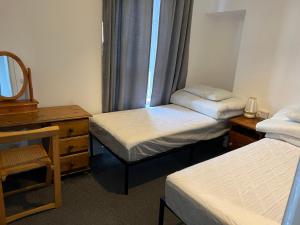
[0,51,39,115]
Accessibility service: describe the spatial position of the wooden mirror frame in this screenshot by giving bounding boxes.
[0,51,37,115]
[0,51,31,101]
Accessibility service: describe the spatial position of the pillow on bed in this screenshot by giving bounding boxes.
[272,105,300,121]
[256,119,300,138]
[256,107,300,147]
[170,89,245,120]
[287,107,300,123]
[184,84,232,101]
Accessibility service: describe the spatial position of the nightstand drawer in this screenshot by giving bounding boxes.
[229,130,256,149]
[59,135,88,156]
[52,119,88,138]
[60,152,89,173]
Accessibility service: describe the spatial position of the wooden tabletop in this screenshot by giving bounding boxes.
[0,105,91,128]
[229,115,263,130]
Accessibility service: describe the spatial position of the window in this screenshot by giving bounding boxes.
[145,0,161,107]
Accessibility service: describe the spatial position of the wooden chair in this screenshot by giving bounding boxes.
[0,126,62,225]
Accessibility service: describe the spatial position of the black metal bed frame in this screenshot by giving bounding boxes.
[89,132,225,195]
[158,197,182,225]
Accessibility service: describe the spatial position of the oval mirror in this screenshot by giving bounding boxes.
[0,52,27,100]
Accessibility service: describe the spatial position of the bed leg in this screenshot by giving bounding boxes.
[89,133,94,157]
[124,164,129,195]
[158,198,165,225]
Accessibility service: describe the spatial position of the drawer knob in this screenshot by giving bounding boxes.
[68,145,74,153]
[68,128,74,134]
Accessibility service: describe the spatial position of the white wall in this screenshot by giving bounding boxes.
[2,0,299,115]
[0,0,102,114]
[191,0,300,114]
[218,0,300,113]
[187,0,245,91]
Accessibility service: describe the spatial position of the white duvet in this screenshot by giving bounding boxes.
[165,138,300,225]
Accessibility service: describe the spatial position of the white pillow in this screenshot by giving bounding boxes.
[287,107,300,123]
[170,90,245,120]
[256,119,300,139]
[272,105,300,121]
[184,84,232,101]
[256,106,300,147]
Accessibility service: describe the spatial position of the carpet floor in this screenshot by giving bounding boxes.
[6,139,226,225]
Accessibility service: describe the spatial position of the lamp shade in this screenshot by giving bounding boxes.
[244,97,257,118]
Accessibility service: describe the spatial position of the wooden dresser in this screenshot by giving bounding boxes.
[0,105,91,175]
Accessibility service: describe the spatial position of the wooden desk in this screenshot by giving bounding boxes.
[0,105,91,175]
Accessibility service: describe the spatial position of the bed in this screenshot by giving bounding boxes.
[90,104,228,162]
[159,105,300,225]
[90,86,245,194]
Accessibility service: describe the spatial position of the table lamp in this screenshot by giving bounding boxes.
[244,97,257,118]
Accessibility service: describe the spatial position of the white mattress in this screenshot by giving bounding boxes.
[165,138,300,225]
[90,104,228,162]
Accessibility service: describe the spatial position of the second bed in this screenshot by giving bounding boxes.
[160,105,300,225]
[164,138,300,225]
[90,87,245,194]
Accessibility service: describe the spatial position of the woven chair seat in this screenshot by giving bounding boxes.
[0,144,51,179]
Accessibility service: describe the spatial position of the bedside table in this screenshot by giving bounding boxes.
[228,116,265,150]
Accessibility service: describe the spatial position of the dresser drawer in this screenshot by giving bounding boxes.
[60,152,89,173]
[52,119,88,138]
[59,135,88,156]
[228,130,256,149]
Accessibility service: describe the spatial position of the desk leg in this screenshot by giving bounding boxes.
[0,182,6,225]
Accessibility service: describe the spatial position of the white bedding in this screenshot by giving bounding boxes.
[287,107,300,123]
[256,106,300,147]
[184,84,233,101]
[256,119,300,140]
[90,104,228,162]
[266,133,300,148]
[170,90,245,120]
[165,138,300,225]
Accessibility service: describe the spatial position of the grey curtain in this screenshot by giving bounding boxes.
[150,0,193,106]
[102,0,153,112]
